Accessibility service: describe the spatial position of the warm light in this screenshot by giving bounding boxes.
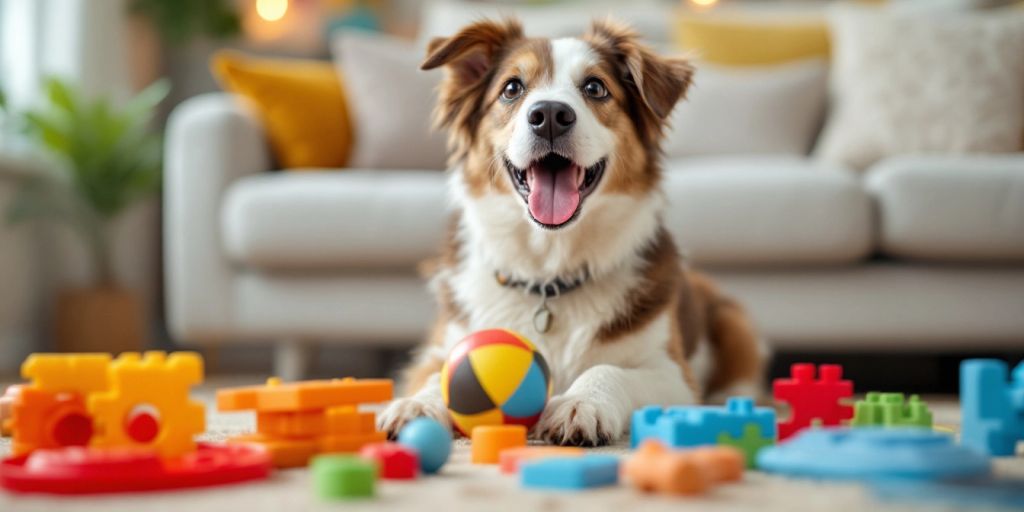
[689,0,719,6]
[256,0,288,22]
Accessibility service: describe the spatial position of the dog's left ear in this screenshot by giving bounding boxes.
[587,19,694,121]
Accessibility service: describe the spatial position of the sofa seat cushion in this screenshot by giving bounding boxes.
[663,156,873,266]
[867,155,1024,262]
[222,170,448,270]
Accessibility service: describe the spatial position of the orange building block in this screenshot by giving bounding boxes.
[9,388,93,457]
[471,425,527,464]
[622,440,745,496]
[498,446,584,474]
[217,378,393,412]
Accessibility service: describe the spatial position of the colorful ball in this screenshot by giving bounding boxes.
[397,417,451,474]
[441,329,551,436]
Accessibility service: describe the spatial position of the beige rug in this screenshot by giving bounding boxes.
[1,379,1021,512]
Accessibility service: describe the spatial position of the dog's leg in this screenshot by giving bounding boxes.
[377,371,451,439]
[535,358,697,446]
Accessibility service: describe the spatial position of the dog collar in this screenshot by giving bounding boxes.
[494,269,590,334]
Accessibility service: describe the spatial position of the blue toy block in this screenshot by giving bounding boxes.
[520,455,619,490]
[960,359,1024,456]
[757,427,991,481]
[871,478,1024,510]
[630,396,776,449]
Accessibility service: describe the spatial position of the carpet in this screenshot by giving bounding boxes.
[1,380,1021,512]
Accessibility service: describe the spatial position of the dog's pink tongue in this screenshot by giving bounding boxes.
[528,166,580,225]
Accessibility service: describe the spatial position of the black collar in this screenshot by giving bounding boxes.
[494,270,590,297]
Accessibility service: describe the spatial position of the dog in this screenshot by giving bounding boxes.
[377,18,767,446]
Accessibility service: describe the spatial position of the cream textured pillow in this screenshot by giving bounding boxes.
[332,31,449,170]
[663,59,828,158]
[815,8,1024,170]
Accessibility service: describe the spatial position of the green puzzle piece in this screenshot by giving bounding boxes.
[851,392,933,428]
[717,423,775,468]
[312,455,377,500]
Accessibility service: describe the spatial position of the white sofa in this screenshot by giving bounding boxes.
[164,93,1024,378]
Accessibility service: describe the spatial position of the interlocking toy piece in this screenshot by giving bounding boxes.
[960,359,1024,456]
[218,377,393,467]
[311,455,376,500]
[21,354,111,394]
[871,477,1024,510]
[9,388,92,456]
[0,384,21,435]
[757,427,991,481]
[359,442,418,480]
[499,446,584,474]
[622,440,744,496]
[521,454,620,490]
[471,425,527,464]
[851,392,933,429]
[773,363,853,441]
[631,397,775,467]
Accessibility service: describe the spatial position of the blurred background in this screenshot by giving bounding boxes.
[0,0,1021,392]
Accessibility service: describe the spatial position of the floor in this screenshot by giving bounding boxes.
[1,379,1022,512]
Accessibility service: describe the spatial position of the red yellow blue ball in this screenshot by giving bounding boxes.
[440,329,551,436]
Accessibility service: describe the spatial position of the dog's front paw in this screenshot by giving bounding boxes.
[535,394,623,447]
[377,396,451,440]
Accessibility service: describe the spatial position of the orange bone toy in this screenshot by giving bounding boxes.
[621,440,745,496]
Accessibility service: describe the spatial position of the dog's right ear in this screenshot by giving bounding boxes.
[422,19,524,158]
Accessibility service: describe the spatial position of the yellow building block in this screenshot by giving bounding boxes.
[89,351,205,458]
[21,353,111,393]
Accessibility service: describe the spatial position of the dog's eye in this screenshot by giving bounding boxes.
[502,79,524,101]
[583,78,608,99]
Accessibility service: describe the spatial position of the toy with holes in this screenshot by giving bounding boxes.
[773,363,853,441]
[851,392,933,429]
[960,359,1024,456]
[217,377,393,467]
[0,351,271,494]
[441,329,551,436]
[631,397,775,467]
[622,440,744,496]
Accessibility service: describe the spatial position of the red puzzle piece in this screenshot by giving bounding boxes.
[773,363,854,441]
[360,442,419,480]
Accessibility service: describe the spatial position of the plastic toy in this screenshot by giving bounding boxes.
[9,352,204,458]
[960,359,1024,456]
[851,392,933,428]
[521,454,620,490]
[0,384,21,436]
[499,446,584,474]
[0,443,270,494]
[312,454,376,500]
[360,442,418,480]
[441,329,550,436]
[773,363,853,441]
[471,425,527,464]
[757,427,991,481]
[631,397,775,467]
[217,377,393,467]
[871,477,1024,510]
[397,417,451,474]
[622,440,744,496]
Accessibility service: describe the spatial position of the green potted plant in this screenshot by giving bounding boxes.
[7,77,169,353]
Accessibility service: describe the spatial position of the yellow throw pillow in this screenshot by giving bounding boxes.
[211,51,353,169]
[674,14,830,66]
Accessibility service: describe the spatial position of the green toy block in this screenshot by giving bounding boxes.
[717,423,775,468]
[851,392,933,428]
[311,455,377,500]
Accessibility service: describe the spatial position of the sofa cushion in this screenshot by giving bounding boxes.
[866,155,1024,262]
[222,171,449,270]
[663,156,872,266]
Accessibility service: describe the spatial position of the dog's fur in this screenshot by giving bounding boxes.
[377,18,766,446]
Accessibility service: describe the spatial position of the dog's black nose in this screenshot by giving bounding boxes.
[528,101,576,142]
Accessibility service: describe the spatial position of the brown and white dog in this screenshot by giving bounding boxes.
[378,18,766,446]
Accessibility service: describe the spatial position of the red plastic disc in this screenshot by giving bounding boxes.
[0,443,271,495]
[51,413,93,447]
[125,405,161,443]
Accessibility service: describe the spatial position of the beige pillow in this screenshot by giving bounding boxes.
[664,59,828,158]
[815,7,1024,170]
[332,31,448,170]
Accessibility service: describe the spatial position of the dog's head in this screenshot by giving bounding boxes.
[423,18,692,231]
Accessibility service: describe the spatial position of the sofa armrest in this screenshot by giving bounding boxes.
[164,93,272,342]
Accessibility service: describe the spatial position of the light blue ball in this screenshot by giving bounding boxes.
[397,418,451,474]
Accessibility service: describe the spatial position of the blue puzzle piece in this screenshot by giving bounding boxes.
[757,427,991,481]
[630,396,776,448]
[520,455,619,490]
[871,478,1024,510]
[960,359,1024,456]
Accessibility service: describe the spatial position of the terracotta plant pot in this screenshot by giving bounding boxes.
[54,287,146,354]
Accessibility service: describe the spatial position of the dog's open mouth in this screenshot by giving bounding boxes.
[505,153,606,229]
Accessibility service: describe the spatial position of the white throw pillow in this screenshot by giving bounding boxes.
[815,7,1024,170]
[663,59,828,158]
[332,31,449,170]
